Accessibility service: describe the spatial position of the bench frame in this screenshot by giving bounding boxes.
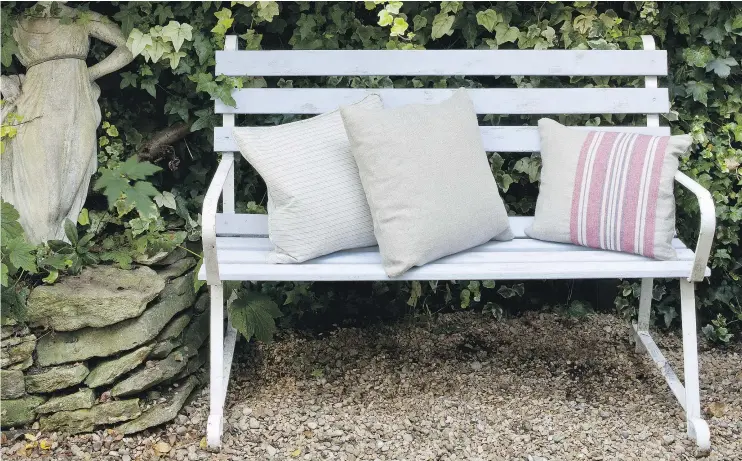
[202,35,716,451]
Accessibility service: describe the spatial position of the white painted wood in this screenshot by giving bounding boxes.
[200,260,705,281]
[221,153,235,214]
[214,214,684,243]
[202,156,234,285]
[636,278,653,351]
[674,172,716,282]
[216,50,668,76]
[215,88,670,115]
[215,125,671,153]
[221,312,237,407]
[207,283,224,450]
[211,246,696,265]
[680,280,706,445]
[642,35,660,128]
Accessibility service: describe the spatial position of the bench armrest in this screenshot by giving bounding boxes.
[674,171,716,282]
[202,154,235,285]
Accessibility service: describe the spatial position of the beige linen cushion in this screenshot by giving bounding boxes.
[340,89,513,277]
[232,95,382,263]
[525,118,692,260]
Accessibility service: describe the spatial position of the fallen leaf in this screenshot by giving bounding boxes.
[23,434,36,442]
[153,441,171,454]
[39,439,51,450]
[707,401,727,418]
[291,448,301,457]
[199,437,208,450]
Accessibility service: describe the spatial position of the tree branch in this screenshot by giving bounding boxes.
[137,122,191,162]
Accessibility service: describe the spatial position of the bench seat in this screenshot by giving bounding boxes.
[198,216,707,281]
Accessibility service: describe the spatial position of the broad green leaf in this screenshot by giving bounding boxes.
[126,181,161,218]
[212,8,234,35]
[142,40,170,63]
[413,15,427,31]
[483,280,496,289]
[161,21,193,52]
[154,191,178,210]
[377,9,393,27]
[229,293,282,343]
[120,156,162,180]
[1,200,24,242]
[5,238,37,274]
[682,46,713,68]
[476,9,498,33]
[256,1,280,23]
[164,50,187,70]
[94,169,129,207]
[431,13,455,40]
[64,219,78,246]
[440,1,462,15]
[495,23,519,45]
[385,1,403,14]
[240,30,263,50]
[685,80,713,106]
[42,270,58,284]
[390,17,408,37]
[126,28,152,57]
[706,57,738,78]
[1,263,8,286]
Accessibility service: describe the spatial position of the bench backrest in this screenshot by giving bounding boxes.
[212,35,670,235]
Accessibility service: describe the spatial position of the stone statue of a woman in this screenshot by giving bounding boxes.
[1,2,133,243]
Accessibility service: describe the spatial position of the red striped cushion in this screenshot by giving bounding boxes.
[526,119,692,259]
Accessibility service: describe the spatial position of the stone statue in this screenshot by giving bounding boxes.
[0,2,133,243]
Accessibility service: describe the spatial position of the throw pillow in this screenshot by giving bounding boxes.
[340,89,513,277]
[232,94,382,263]
[525,118,692,259]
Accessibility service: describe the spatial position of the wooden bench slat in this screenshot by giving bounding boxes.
[199,259,704,282]
[215,50,668,77]
[214,215,687,246]
[215,88,669,115]
[215,125,671,153]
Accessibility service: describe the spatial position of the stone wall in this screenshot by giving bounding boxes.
[0,253,209,435]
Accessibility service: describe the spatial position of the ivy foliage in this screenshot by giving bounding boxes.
[1,2,740,343]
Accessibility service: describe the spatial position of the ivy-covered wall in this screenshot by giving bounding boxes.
[1,2,740,342]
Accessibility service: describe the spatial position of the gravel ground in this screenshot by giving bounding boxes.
[3,312,741,460]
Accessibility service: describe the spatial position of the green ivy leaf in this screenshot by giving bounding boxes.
[685,80,713,106]
[229,293,283,343]
[212,8,234,35]
[706,57,738,78]
[378,9,393,27]
[256,1,280,23]
[412,15,427,31]
[390,17,408,37]
[126,28,153,57]
[495,23,520,45]
[682,46,713,68]
[1,263,8,286]
[476,9,498,33]
[407,280,422,307]
[161,21,193,52]
[431,13,455,40]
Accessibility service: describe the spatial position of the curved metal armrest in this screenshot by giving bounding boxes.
[674,171,716,282]
[202,155,235,286]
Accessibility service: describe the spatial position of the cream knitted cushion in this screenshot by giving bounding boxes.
[232,95,382,263]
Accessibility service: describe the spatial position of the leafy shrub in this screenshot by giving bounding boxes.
[1,2,739,342]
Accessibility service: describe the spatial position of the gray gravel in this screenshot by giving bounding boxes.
[2,312,740,460]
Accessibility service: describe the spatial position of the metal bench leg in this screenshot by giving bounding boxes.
[631,278,710,453]
[679,279,710,452]
[635,278,653,353]
[206,283,239,450]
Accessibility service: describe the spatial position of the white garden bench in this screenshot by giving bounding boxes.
[200,35,716,451]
